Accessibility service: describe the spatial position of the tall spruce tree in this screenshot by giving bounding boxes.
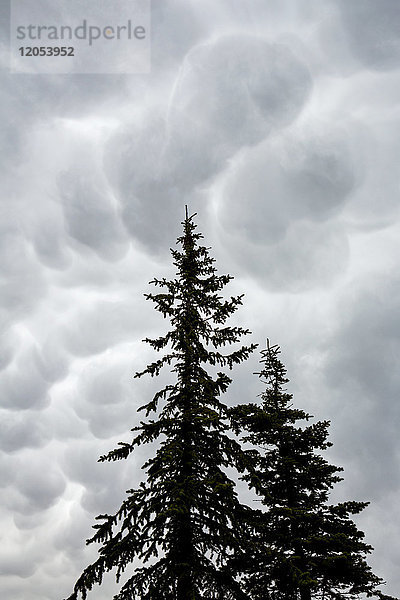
[231,341,397,600]
[64,209,257,600]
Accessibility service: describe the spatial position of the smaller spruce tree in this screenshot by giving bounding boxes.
[230,341,397,600]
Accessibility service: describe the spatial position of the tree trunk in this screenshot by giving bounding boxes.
[176,381,195,600]
[300,587,311,600]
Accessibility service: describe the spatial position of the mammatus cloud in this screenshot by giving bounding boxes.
[105,33,311,251]
[323,274,400,492]
[213,119,361,290]
[338,0,400,71]
[1,1,400,599]
[58,169,129,262]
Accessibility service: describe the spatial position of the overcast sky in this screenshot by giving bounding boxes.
[1,1,400,598]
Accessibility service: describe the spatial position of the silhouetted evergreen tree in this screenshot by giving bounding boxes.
[231,341,397,600]
[64,209,257,600]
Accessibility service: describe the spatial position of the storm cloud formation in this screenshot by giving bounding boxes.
[1,1,400,599]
